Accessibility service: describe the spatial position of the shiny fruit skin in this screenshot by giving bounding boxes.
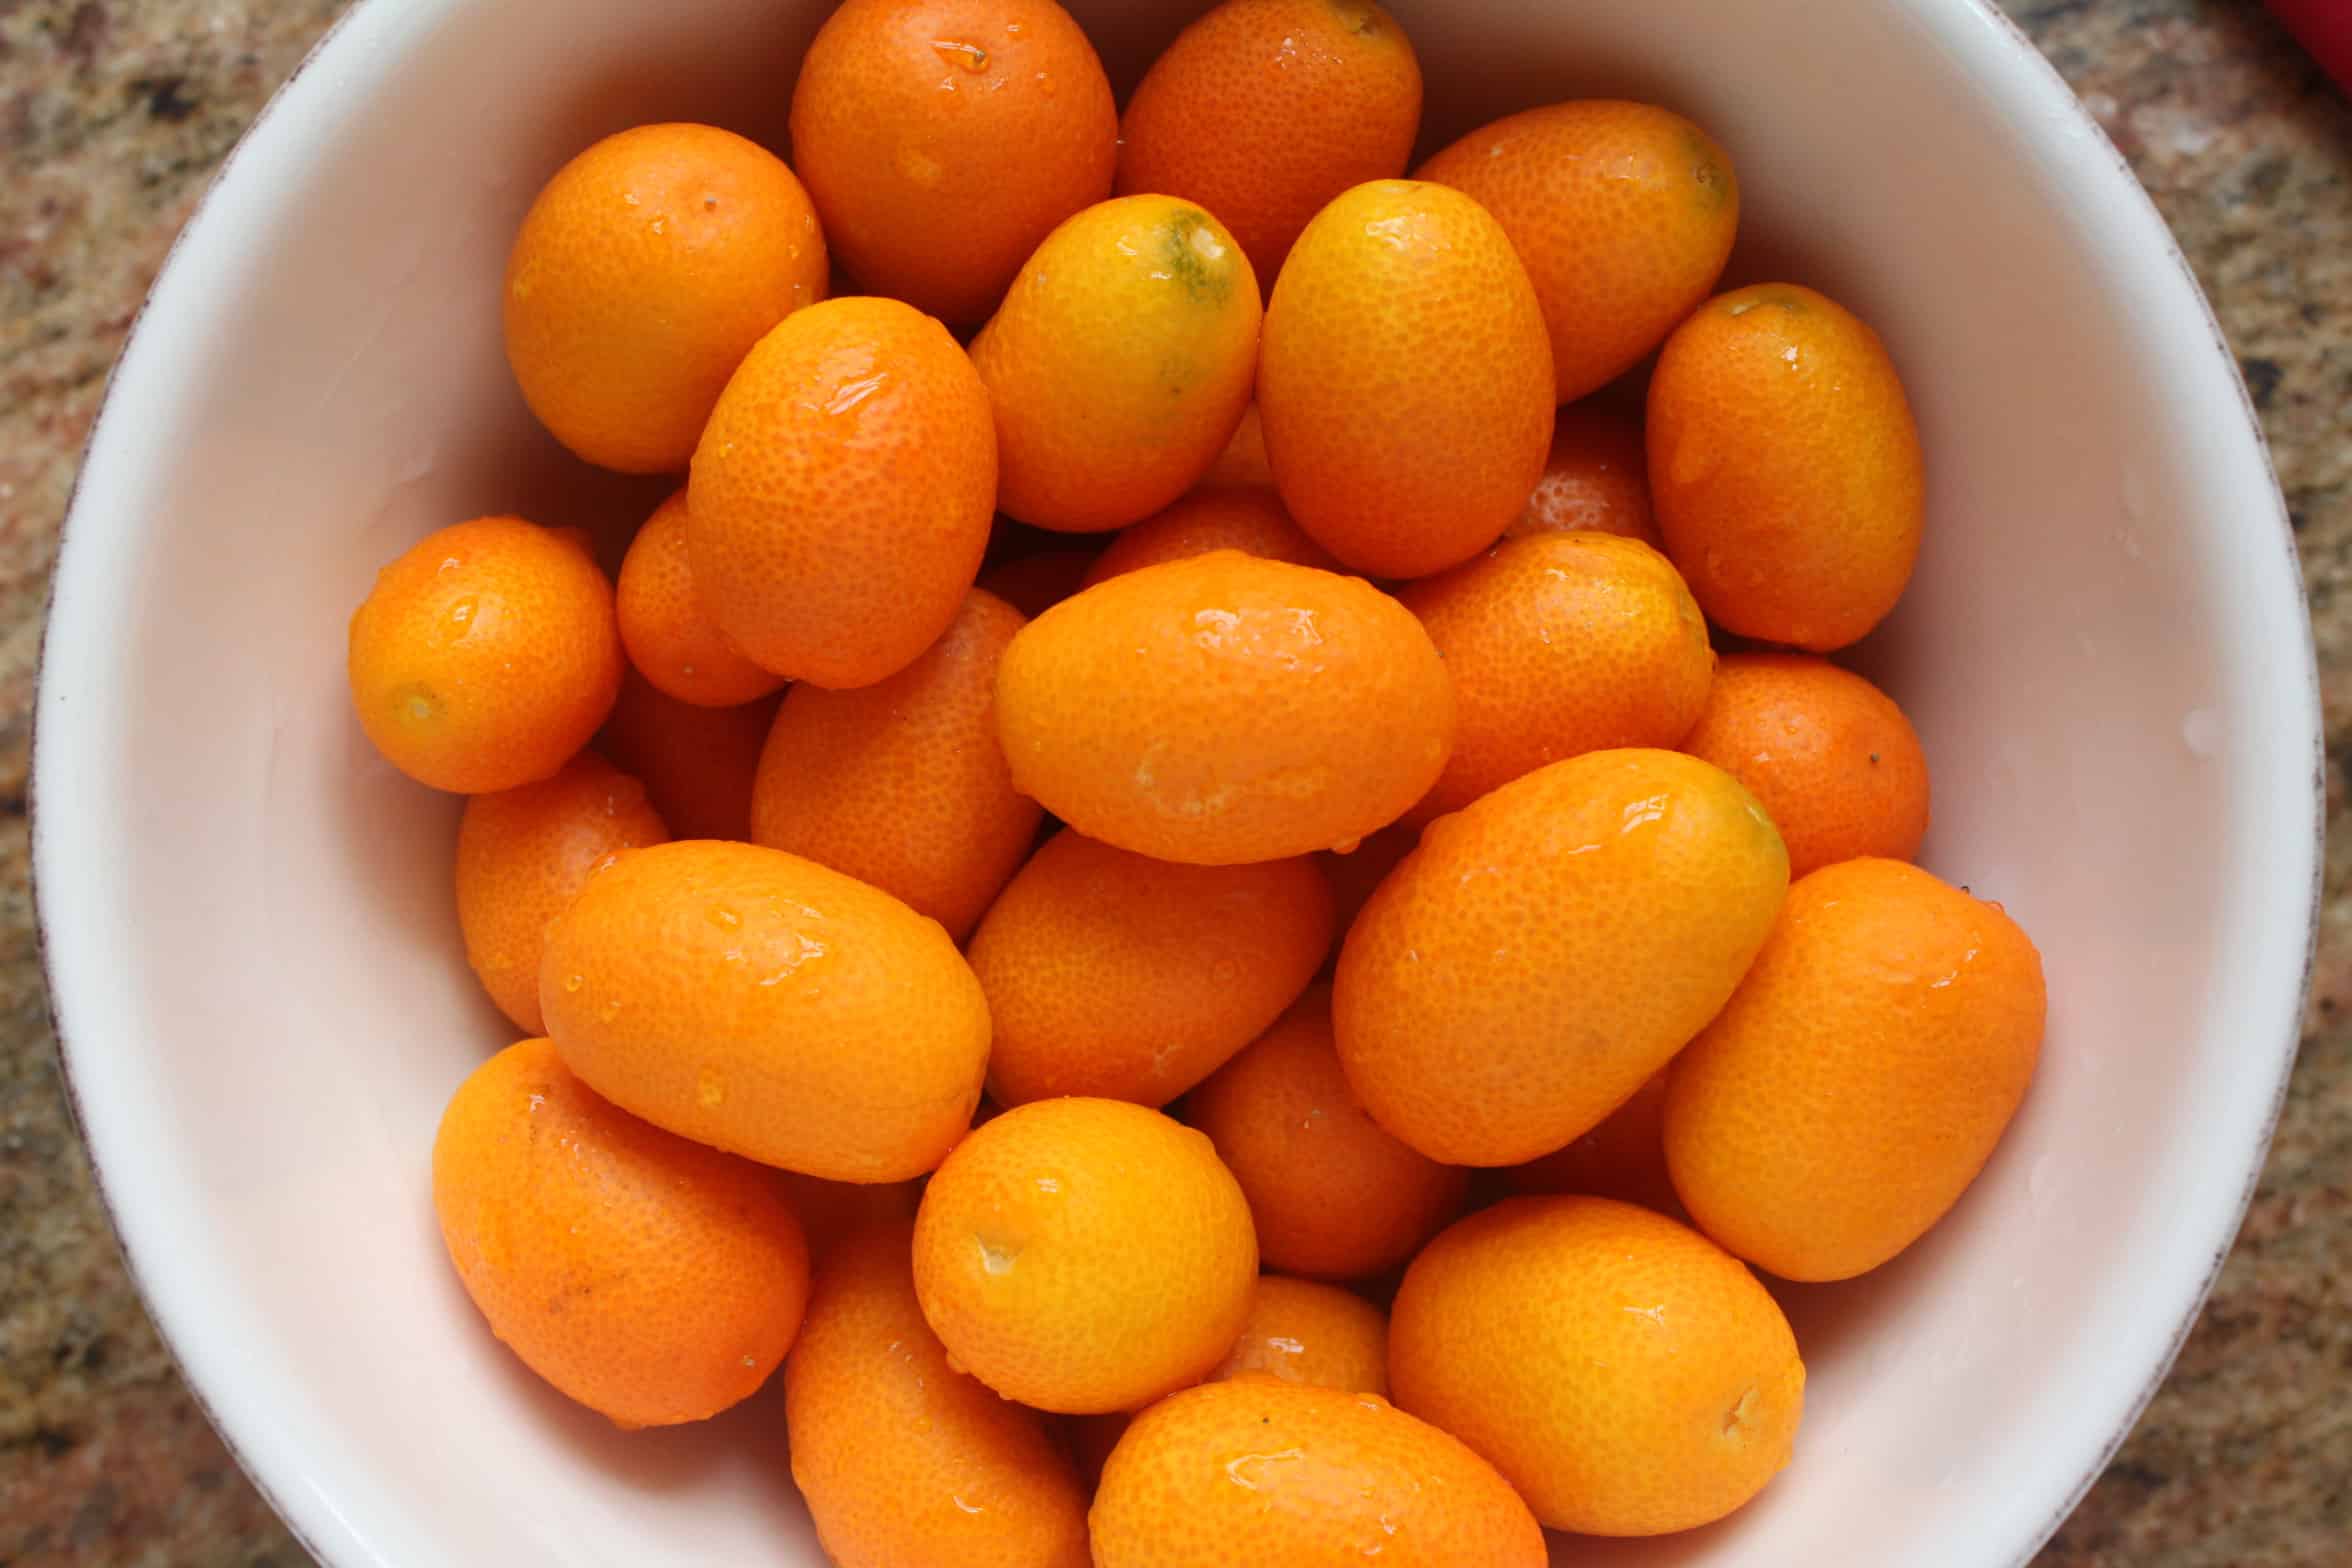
[597,669,777,842]
[614,489,786,708]
[1664,858,2047,1282]
[1648,283,1925,651]
[1680,652,1931,878]
[972,196,1260,532]
[431,1038,809,1429]
[1508,402,1662,548]
[688,295,996,689]
[348,516,623,795]
[1115,0,1424,282]
[1089,1379,1548,1568]
[1260,180,1554,578]
[994,551,1456,865]
[1399,532,1715,823]
[540,840,990,1182]
[911,1097,1257,1414]
[969,830,1333,1107]
[1080,486,1338,587]
[455,752,669,1035]
[1389,1196,1802,1536]
[1188,986,1465,1280]
[1419,101,1738,404]
[750,589,1039,942]
[1208,1274,1390,1394]
[503,123,827,474]
[785,1221,1090,1568]
[787,0,1116,325]
[1506,1068,1678,1214]
[1334,748,1788,1166]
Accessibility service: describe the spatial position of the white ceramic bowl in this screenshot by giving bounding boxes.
[34,0,2319,1563]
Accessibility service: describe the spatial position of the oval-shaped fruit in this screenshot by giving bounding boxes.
[597,669,778,842]
[432,1038,810,1429]
[1261,180,1554,578]
[689,295,996,689]
[1680,652,1931,878]
[1080,486,1337,586]
[348,516,623,795]
[503,123,828,474]
[540,839,990,1181]
[1419,101,1739,404]
[1400,532,1715,823]
[1507,1068,1678,1215]
[1115,0,1424,282]
[1390,1196,1802,1536]
[912,1097,1257,1414]
[969,831,1333,1106]
[995,552,1455,864]
[1664,858,2046,1281]
[971,196,1260,532]
[1649,283,1925,651]
[787,0,1116,325]
[751,589,1039,941]
[615,489,786,708]
[1334,748,1787,1166]
[1209,1275,1391,1395]
[455,752,668,1034]
[1189,986,1465,1280]
[786,1221,1090,1568]
[1090,1380,1547,1568]
[1508,403,1661,548]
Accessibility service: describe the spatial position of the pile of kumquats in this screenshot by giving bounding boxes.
[344,0,2048,1561]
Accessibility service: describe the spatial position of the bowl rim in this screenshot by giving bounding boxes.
[28,0,2323,1564]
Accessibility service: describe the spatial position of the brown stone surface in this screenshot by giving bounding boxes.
[0,1,2342,1564]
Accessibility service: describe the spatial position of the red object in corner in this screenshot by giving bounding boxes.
[2267,0,2352,93]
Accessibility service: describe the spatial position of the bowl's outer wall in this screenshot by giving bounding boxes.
[32,0,2318,1565]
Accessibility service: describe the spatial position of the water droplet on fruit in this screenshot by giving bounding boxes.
[563,973,584,993]
[709,906,741,929]
[932,38,990,71]
[1223,1448,1304,1491]
[826,372,890,416]
[976,1236,1020,1275]
[390,681,442,728]
[698,1068,725,1108]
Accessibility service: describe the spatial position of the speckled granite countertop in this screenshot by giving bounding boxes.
[1,1,2344,1563]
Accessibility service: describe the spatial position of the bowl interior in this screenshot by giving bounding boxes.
[35,0,2315,1564]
